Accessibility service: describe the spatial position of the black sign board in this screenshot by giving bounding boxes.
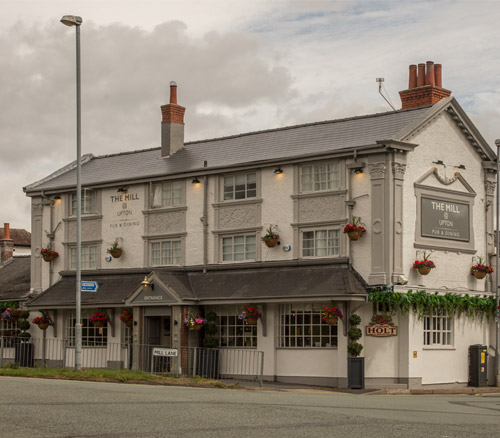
[421,197,470,242]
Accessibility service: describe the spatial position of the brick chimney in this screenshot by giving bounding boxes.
[0,223,14,265]
[399,61,451,109]
[161,81,185,157]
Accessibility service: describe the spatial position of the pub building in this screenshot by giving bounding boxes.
[24,61,497,388]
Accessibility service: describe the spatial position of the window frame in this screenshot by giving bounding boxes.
[300,161,340,193]
[300,228,341,259]
[221,234,257,262]
[70,244,99,270]
[206,305,257,348]
[222,171,257,201]
[150,238,182,266]
[279,303,339,348]
[150,180,184,209]
[66,310,108,347]
[71,189,98,216]
[423,312,454,348]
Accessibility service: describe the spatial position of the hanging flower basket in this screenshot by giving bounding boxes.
[343,219,366,241]
[42,253,57,262]
[413,253,435,275]
[190,324,203,331]
[32,316,53,330]
[93,321,104,327]
[109,249,122,258]
[264,238,278,248]
[184,313,207,331]
[246,317,258,325]
[38,322,50,330]
[261,225,279,248]
[417,265,432,275]
[238,305,261,324]
[120,308,133,327]
[89,311,110,328]
[2,308,22,323]
[325,316,338,325]
[346,230,362,241]
[41,244,59,262]
[471,259,493,280]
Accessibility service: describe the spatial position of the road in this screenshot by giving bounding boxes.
[1,377,499,437]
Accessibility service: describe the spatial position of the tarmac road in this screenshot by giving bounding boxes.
[1,377,499,437]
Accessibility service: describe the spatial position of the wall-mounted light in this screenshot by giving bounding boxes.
[347,161,366,174]
[432,160,445,166]
[353,167,364,175]
[192,177,200,184]
[117,187,128,193]
[274,167,283,175]
[141,276,154,290]
[455,164,466,170]
[54,195,61,200]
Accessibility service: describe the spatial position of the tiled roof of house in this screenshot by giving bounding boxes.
[0,256,31,302]
[0,228,31,247]
[25,105,431,193]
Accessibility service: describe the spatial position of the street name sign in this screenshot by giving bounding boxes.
[80,281,99,292]
[152,348,178,357]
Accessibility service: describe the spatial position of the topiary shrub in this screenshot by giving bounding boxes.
[205,311,218,322]
[18,319,30,331]
[204,323,218,336]
[348,327,362,341]
[347,342,363,357]
[349,314,361,326]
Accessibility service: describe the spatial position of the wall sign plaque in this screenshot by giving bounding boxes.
[421,197,470,242]
[366,315,398,337]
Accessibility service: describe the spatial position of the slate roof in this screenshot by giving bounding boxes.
[27,262,367,308]
[0,228,31,247]
[25,106,431,193]
[0,256,31,302]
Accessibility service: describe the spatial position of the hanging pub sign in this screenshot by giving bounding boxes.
[366,315,398,337]
[421,197,470,242]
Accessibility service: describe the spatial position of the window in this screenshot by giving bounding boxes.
[223,172,256,200]
[301,162,339,192]
[0,319,20,346]
[207,306,257,348]
[279,303,338,348]
[151,240,181,266]
[71,190,97,215]
[70,245,98,270]
[302,229,340,257]
[423,312,453,346]
[222,235,256,261]
[67,310,107,347]
[152,181,183,208]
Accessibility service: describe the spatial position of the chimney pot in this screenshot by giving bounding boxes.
[3,223,10,240]
[408,65,417,89]
[417,64,426,87]
[425,61,435,86]
[169,82,178,105]
[434,64,442,87]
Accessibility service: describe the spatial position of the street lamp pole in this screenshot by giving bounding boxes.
[496,139,500,386]
[61,15,83,371]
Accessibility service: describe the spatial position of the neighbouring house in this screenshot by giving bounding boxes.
[0,223,31,259]
[21,62,498,388]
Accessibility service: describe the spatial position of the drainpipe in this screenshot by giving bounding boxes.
[41,191,55,287]
[202,173,208,274]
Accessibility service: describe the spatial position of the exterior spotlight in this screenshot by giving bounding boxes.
[141,276,154,290]
[192,177,200,184]
[54,195,61,200]
[117,187,128,193]
[347,162,366,174]
[274,168,283,174]
[432,160,445,166]
[353,167,364,175]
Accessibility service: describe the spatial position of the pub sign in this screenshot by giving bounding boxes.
[421,197,470,242]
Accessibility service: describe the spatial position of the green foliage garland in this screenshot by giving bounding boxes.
[368,290,496,321]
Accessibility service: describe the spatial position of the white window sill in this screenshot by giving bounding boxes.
[422,346,455,351]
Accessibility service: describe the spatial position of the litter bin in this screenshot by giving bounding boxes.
[469,344,487,387]
[15,342,34,367]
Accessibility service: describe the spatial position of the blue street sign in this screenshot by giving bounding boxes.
[81,281,99,292]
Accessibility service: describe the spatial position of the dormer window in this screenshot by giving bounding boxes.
[300,162,339,192]
[223,172,256,200]
[71,189,97,215]
[151,181,183,208]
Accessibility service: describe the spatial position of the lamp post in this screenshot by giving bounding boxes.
[496,139,500,386]
[61,15,83,371]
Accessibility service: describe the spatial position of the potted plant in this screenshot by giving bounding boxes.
[120,308,133,328]
[413,252,435,275]
[184,312,207,331]
[261,225,279,248]
[343,218,366,241]
[321,305,343,325]
[471,257,493,280]
[40,243,59,262]
[2,307,23,323]
[32,315,53,330]
[238,305,261,325]
[107,238,122,258]
[347,313,364,389]
[89,311,110,328]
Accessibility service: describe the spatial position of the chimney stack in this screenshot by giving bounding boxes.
[0,223,14,265]
[161,81,186,157]
[399,61,451,109]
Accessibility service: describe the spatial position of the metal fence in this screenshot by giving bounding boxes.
[0,337,264,386]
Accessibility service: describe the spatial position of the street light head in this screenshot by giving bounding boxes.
[60,15,83,27]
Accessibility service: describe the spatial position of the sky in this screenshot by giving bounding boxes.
[2,0,500,231]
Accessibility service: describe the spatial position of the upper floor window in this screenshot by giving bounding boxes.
[71,190,97,215]
[151,239,181,266]
[70,245,98,270]
[301,162,340,192]
[424,312,453,347]
[222,235,256,262]
[152,181,183,208]
[223,172,256,201]
[302,229,340,258]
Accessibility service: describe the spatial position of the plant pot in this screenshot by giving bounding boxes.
[109,249,122,258]
[125,320,133,328]
[93,321,104,328]
[347,230,361,241]
[42,254,56,262]
[325,316,338,325]
[190,324,202,331]
[264,238,278,248]
[246,317,258,325]
[473,271,487,280]
[38,323,50,330]
[417,265,431,275]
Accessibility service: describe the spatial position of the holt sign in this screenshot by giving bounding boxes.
[366,323,398,337]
